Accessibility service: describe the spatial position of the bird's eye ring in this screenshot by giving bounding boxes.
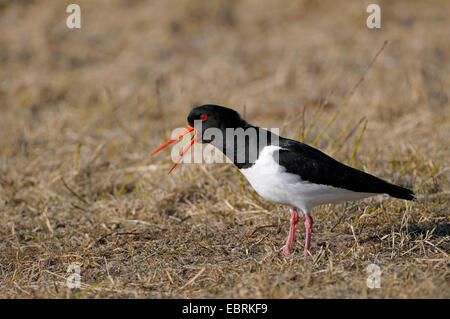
[200,114,207,121]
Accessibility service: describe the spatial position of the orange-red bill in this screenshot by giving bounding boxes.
[167,130,198,174]
[151,125,197,174]
[151,125,194,156]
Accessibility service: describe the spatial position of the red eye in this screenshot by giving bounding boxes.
[200,114,207,121]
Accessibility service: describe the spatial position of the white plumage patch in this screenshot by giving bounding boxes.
[239,145,376,213]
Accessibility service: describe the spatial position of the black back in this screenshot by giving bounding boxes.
[277,137,415,200]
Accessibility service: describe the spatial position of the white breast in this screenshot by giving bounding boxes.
[239,146,375,213]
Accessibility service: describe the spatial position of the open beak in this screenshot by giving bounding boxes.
[151,125,198,174]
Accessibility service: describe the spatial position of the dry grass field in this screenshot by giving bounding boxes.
[0,0,449,298]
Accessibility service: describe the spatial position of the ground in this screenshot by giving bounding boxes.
[0,0,449,298]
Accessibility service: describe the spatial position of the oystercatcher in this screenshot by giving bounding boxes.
[152,105,415,256]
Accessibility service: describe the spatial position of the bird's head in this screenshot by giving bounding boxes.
[187,104,245,143]
[151,104,246,173]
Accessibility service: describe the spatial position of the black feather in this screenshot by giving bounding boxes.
[277,138,415,200]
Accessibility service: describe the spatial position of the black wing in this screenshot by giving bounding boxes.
[277,138,414,200]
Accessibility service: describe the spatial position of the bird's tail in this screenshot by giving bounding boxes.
[384,183,415,200]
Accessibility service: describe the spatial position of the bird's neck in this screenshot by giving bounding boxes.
[210,124,279,169]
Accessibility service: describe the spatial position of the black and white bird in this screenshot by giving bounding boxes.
[152,105,415,256]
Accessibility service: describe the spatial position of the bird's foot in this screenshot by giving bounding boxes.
[282,208,299,257]
[282,247,291,257]
[303,215,313,257]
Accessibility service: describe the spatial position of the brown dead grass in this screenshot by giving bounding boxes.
[0,0,449,298]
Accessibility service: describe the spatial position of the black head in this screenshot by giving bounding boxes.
[187,104,247,143]
[152,104,254,174]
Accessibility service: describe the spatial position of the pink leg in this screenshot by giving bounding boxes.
[303,215,313,256]
[282,208,299,256]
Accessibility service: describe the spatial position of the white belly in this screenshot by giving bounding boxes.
[239,146,375,213]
